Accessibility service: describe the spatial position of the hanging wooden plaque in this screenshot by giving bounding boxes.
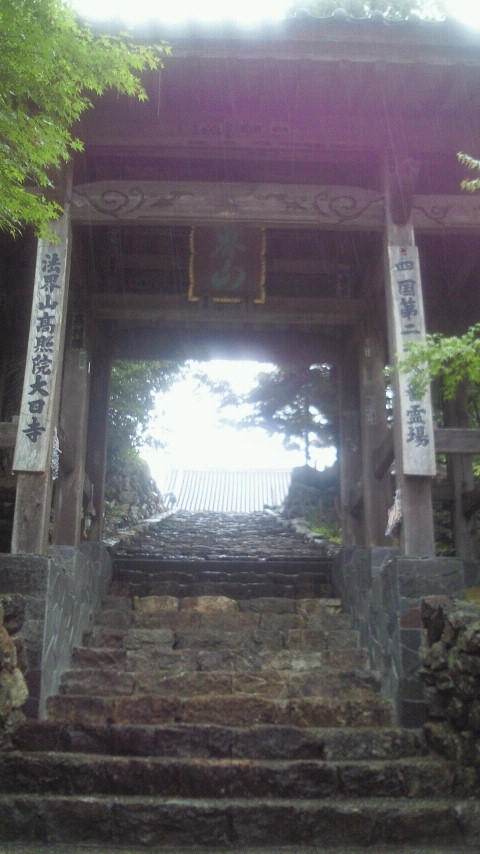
[189,226,265,303]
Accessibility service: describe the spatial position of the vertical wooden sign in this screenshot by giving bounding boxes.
[13,217,70,473]
[386,244,436,476]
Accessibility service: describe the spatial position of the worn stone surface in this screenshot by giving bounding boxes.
[2,512,480,849]
[0,752,473,800]
[0,846,474,854]
[0,548,112,720]
[112,511,333,562]
[133,595,179,613]
[0,794,476,847]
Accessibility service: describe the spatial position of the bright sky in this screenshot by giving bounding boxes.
[141,360,336,489]
[69,0,480,30]
[71,0,289,24]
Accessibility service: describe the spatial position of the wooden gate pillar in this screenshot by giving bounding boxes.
[445,385,476,560]
[51,311,91,545]
[359,290,392,546]
[384,166,436,556]
[338,333,364,546]
[11,203,72,554]
[84,344,111,542]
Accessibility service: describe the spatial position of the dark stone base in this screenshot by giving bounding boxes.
[0,545,111,719]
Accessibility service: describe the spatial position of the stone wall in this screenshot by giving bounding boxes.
[420,596,480,770]
[283,464,340,538]
[0,544,111,720]
[0,594,28,748]
[103,457,164,540]
[332,548,473,726]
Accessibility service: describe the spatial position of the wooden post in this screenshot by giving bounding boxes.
[84,346,111,542]
[51,312,91,545]
[445,385,476,559]
[11,207,72,554]
[338,333,364,546]
[360,298,392,546]
[384,169,436,556]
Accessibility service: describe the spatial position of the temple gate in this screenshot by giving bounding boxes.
[2,13,480,558]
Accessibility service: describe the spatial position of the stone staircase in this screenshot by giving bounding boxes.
[1,550,479,850]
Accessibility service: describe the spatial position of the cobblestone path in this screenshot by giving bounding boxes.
[113,510,333,561]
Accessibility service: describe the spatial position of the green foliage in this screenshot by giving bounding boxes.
[310,522,342,543]
[107,361,182,467]
[0,0,168,235]
[398,324,480,400]
[287,0,445,20]
[458,153,480,193]
[223,364,337,465]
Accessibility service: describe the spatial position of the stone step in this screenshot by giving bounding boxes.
[108,580,334,600]
[0,794,477,847]
[58,667,381,699]
[0,753,475,799]
[113,558,334,575]
[83,625,360,652]
[102,594,343,615]
[93,608,352,632]
[95,609,352,634]
[71,645,368,673]
[113,570,333,585]
[13,722,428,760]
[0,845,474,854]
[45,692,394,727]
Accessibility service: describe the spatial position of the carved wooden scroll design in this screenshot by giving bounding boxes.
[71,182,384,227]
[71,181,480,232]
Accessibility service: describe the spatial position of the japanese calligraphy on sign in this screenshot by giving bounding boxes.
[189,226,265,303]
[387,245,436,476]
[13,223,69,473]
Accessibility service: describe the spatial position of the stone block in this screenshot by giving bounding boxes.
[22,621,44,667]
[133,595,179,613]
[124,628,175,649]
[400,603,422,628]
[72,647,127,670]
[94,609,134,629]
[126,647,196,673]
[400,628,422,676]
[60,669,136,697]
[400,676,426,701]
[397,557,466,598]
[399,697,428,728]
[371,548,397,573]
[181,595,238,613]
[0,556,49,595]
[10,667,28,708]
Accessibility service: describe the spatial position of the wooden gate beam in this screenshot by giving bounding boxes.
[71,180,480,233]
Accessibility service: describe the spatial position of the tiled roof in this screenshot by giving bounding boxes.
[161,470,292,513]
